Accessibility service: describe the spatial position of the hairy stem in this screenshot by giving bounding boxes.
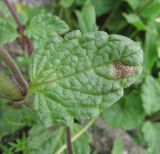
[0,47,28,95]
[66,127,73,154]
[3,0,33,55]
[56,119,96,154]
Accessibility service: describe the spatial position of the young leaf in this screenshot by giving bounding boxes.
[123,13,145,31]
[29,30,143,127]
[60,0,75,8]
[27,124,91,154]
[24,13,69,43]
[0,1,11,18]
[101,91,144,130]
[0,1,18,45]
[0,72,22,101]
[142,122,160,154]
[141,76,160,115]
[124,0,140,10]
[75,0,98,33]
[111,138,123,154]
[91,0,119,16]
[0,22,18,45]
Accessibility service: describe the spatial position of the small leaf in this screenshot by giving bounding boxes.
[143,24,158,73]
[106,9,126,33]
[111,138,123,154]
[141,76,160,115]
[25,13,69,42]
[75,0,98,33]
[0,1,11,18]
[0,1,18,45]
[141,0,160,21]
[0,72,22,101]
[27,124,90,154]
[60,0,75,8]
[29,30,143,127]
[0,103,33,136]
[91,0,119,16]
[142,122,160,154]
[123,13,145,31]
[101,91,144,130]
[124,0,140,10]
[0,22,18,45]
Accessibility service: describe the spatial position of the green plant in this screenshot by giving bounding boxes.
[0,0,148,153]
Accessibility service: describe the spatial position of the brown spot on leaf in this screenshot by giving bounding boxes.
[113,62,136,79]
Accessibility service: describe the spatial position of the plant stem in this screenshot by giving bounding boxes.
[56,119,96,154]
[3,0,24,34]
[66,127,73,154]
[3,0,33,55]
[0,47,28,95]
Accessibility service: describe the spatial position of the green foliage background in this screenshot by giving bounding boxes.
[0,0,160,153]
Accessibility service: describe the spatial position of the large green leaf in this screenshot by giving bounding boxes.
[75,0,98,33]
[27,124,90,154]
[29,30,143,127]
[101,91,144,130]
[141,76,160,115]
[142,122,160,154]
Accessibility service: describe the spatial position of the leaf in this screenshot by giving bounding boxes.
[123,13,145,31]
[75,0,98,33]
[29,30,143,127]
[124,0,140,10]
[101,91,144,130]
[140,0,160,22]
[0,22,18,45]
[27,124,90,154]
[0,72,22,101]
[106,9,126,33]
[111,138,123,154]
[142,122,160,154]
[75,0,119,16]
[143,24,158,73]
[141,76,160,115]
[0,1,11,18]
[0,103,34,137]
[0,1,18,45]
[91,0,119,16]
[24,13,69,43]
[60,0,75,8]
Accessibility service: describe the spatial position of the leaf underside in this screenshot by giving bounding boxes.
[29,30,143,127]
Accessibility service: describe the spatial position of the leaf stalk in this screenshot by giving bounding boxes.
[3,0,33,55]
[66,127,73,154]
[56,119,96,154]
